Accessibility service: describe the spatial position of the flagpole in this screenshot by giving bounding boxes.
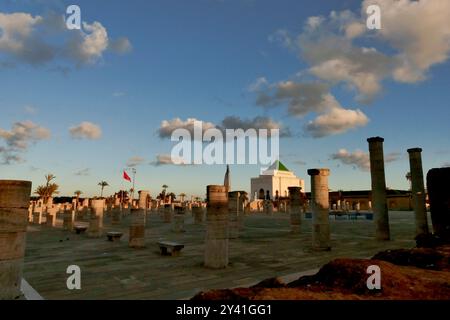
[132,168,136,205]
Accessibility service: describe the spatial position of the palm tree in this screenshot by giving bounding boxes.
[74,190,83,199]
[98,181,109,198]
[179,193,186,203]
[34,174,59,204]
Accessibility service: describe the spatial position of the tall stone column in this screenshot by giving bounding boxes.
[288,187,302,234]
[88,199,104,238]
[129,208,146,248]
[228,191,240,239]
[426,168,450,240]
[0,180,32,299]
[204,185,229,269]
[407,148,429,237]
[367,137,390,240]
[308,169,331,250]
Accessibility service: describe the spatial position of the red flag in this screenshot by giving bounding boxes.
[123,170,131,182]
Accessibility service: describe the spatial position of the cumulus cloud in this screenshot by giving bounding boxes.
[0,120,50,164]
[254,79,369,137]
[269,1,450,103]
[150,154,190,166]
[0,11,131,67]
[363,0,450,83]
[331,148,401,171]
[126,156,145,167]
[305,108,369,138]
[219,116,291,137]
[69,122,102,140]
[158,118,216,139]
[158,116,291,139]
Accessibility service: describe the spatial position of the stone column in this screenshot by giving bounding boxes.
[138,190,149,211]
[172,213,185,233]
[0,180,32,299]
[426,168,450,240]
[205,185,229,269]
[88,199,104,238]
[111,207,121,225]
[407,148,429,237]
[367,137,390,240]
[63,210,75,231]
[46,206,57,227]
[308,169,331,251]
[129,208,146,248]
[192,206,204,224]
[288,187,302,234]
[228,191,240,239]
[163,204,172,223]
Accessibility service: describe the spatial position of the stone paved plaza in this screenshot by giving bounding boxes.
[23,211,420,300]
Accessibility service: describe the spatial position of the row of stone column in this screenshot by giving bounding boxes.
[367,137,429,240]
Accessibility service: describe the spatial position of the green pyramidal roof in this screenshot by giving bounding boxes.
[267,160,290,172]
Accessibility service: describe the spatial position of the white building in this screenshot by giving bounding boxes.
[250,160,305,200]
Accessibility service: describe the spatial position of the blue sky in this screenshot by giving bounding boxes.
[1,0,449,198]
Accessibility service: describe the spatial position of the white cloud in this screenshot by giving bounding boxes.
[69,121,102,140]
[254,79,369,137]
[305,108,369,138]
[219,116,291,137]
[150,154,190,166]
[158,118,216,139]
[331,149,371,171]
[331,148,401,171]
[0,120,50,164]
[0,11,131,67]
[363,0,450,83]
[126,156,145,167]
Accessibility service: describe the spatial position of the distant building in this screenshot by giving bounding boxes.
[251,160,305,200]
[304,189,414,211]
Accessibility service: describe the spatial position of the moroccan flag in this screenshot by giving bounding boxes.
[123,170,132,182]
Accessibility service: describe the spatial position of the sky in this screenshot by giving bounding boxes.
[0,0,449,199]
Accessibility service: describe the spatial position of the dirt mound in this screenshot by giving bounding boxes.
[192,246,450,300]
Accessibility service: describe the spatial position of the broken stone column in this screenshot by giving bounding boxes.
[172,213,185,233]
[308,169,331,251]
[129,208,146,248]
[0,180,32,299]
[205,185,229,269]
[46,206,58,227]
[367,137,390,241]
[63,209,75,231]
[228,191,240,239]
[32,207,43,225]
[192,206,204,224]
[88,199,104,238]
[426,167,450,241]
[163,204,172,223]
[288,187,302,234]
[111,207,121,225]
[407,148,429,237]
